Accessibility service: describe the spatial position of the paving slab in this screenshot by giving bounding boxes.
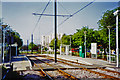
[0,64,2,80]
[11,55,32,71]
[43,54,117,68]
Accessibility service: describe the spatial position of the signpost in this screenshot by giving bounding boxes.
[91,43,97,58]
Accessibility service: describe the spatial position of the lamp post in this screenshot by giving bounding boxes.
[9,29,12,63]
[2,24,9,63]
[70,35,72,56]
[113,10,119,67]
[84,31,87,58]
[107,26,112,63]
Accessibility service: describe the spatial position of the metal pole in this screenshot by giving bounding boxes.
[70,35,71,55]
[31,34,33,54]
[84,32,86,58]
[9,31,11,63]
[16,45,17,56]
[2,30,5,63]
[70,36,71,49]
[27,40,29,54]
[54,0,57,63]
[41,42,42,54]
[113,10,119,67]
[109,28,111,63]
[116,13,119,67]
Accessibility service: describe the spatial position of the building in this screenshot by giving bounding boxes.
[41,33,63,50]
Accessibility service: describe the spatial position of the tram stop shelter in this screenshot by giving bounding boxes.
[60,44,71,55]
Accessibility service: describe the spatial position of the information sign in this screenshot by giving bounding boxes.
[91,43,97,54]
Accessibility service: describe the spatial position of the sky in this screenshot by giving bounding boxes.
[1,0,119,45]
[1,0,120,2]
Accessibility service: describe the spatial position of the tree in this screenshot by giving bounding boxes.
[49,38,61,50]
[6,31,23,48]
[98,7,120,52]
[28,42,38,50]
[61,34,70,45]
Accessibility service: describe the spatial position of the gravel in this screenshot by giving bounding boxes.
[91,69,119,78]
[26,55,119,79]
[64,69,103,78]
[19,71,46,80]
[46,71,71,80]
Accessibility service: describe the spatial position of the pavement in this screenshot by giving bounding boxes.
[42,54,120,72]
[0,64,2,80]
[3,55,32,71]
[2,54,120,72]
[11,55,32,71]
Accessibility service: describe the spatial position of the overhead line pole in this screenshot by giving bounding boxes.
[31,34,33,54]
[55,0,57,63]
[113,10,119,67]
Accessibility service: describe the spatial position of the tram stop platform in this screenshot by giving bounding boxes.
[11,55,32,71]
[44,54,119,68]
[3,55,32,71]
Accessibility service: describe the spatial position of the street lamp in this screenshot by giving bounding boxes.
[2,24,9,63]
[107,26,112,63]
[113,10,119,67]
[84,31,87,58]
[70,35,72,56]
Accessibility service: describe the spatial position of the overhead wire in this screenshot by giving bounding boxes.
[58,2,70,15]
[46,0,96,35]
[32,0,51,34]
[58,0,96,27]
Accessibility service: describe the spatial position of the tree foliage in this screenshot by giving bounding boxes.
[49,7,120,53]
[61,34,70,45]
[28,42,38,50]
[49,38,61,49]
[98,7,120,50]
[6,31,23,48]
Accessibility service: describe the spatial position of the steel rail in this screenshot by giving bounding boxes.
[98,67,120,75]
[37,54,120,79]
[28,56,53,80]
[33,56,80,80]
[45,55,120,75]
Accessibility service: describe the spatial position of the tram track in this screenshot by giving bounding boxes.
[28,55,80,80]
[35,54,120,79]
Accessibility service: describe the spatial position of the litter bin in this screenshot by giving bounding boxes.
[82,53,85,58]
[79,46,82,57]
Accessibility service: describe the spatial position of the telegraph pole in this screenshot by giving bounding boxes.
[54,0,57,63]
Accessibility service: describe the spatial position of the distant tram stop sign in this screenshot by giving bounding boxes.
[91,43,97,58]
